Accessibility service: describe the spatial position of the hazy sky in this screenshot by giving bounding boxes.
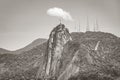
[0,0,120,50]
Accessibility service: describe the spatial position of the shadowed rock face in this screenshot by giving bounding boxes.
[44,23,72,79]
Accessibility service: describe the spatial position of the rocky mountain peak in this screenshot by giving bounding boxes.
[49,23,72,45]
[44,23,72,79]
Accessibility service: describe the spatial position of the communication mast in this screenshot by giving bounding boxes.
[86,16,90,32]
[94,18,99,32]
[96,19,99,31]
[74,22,77,32]
[93,22,96,32]
[78,21,81,32]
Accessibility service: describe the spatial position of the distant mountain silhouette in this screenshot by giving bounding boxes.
[13,38,47,54]
[0,48,11,54]
[0,38,47,54]
[0,24,120,80]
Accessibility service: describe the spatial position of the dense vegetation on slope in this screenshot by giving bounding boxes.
[0,31,120,80]
[0,42,47,80]
[66,32,120,80]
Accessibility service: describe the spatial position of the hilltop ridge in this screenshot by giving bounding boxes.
[0,24,120,80]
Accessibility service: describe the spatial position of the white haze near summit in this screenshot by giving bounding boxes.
[47,7,73,21]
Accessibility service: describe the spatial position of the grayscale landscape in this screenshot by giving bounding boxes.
[0,0,120,80]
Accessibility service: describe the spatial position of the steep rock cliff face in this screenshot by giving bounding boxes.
[44,23,72,79]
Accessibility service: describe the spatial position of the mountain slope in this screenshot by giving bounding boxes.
[0,48,11,54]
[59,31,120,80]
[0,42,47,80]
[0,38,47,55]
[0,25,120,80]
[13,38,47,54]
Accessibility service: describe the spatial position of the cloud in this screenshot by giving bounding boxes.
[47,7,73,21]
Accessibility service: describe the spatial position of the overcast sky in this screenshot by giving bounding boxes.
[0,0,120,50]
